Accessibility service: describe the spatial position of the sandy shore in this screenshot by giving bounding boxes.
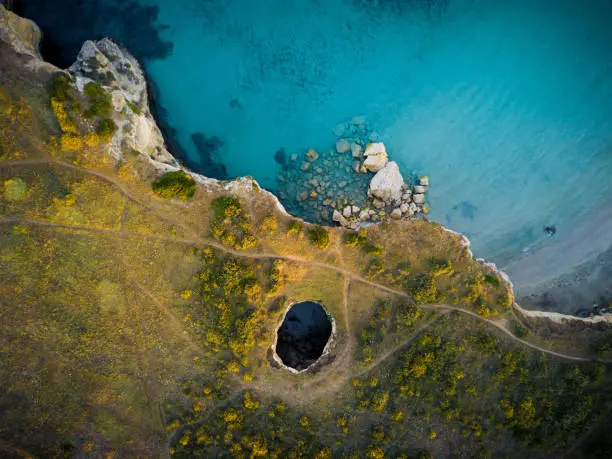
[504,202,612,314]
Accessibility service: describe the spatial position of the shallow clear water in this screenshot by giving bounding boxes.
[20,0,612,265]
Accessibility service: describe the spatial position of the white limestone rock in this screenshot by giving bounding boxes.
[419,176,430,187]
[333,210,349,227]
[390,208,402,219]
[413,185,427,194]
[372,199,385,209]
[413,193,425,204]
[342,206,352,218]
[351,142,363,158]
[68,38,180,167]
[368,161,404,203]
[362,142,389,172]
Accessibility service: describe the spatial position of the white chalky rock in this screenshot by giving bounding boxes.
[368,161,404,203]
[342,206,352,218]
[413,185,427,194]
[413,193,425,204]
[333,210,348,227]
[391,208,402,219]
[419,176,430,186]
[362,142,389,172]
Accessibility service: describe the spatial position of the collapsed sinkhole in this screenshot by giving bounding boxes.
[274,301,333,372]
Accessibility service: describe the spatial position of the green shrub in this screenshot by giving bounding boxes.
[49,73,72,102]
[342,231,382,255]
[364,258,385,278]
[411,275,439,304]
[484,274,501,288]
[287,219,302,235]
[361,242,383,256]
[496,290,513,309]
[3,178,28,201]
[343,231,364,247]
[430,259,454,277]
[592,333,612,359]
[125,99,142,115]
[84,82,113,118]
[260,215,278,233]
[152,170,197,200]
[212,196,241,220]
[96,119,118,138]
[307,225,330,249]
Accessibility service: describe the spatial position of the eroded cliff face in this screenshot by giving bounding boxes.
[0,4,41,58]
[67,37,181,167]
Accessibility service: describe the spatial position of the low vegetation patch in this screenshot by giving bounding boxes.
[95,119,118,138]
[3,177,28,201]
[286,219,302,235]
[84,81,113,118]
[307,225,330,249]
[152,170,197,200]
[343,230,383,255]
[210,195,258,250]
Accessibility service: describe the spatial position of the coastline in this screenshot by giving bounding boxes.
[504,202,612,315]
[2,4,609,323]
[98,36,611,323]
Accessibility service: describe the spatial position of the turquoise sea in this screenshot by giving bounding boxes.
[18,0,612,267]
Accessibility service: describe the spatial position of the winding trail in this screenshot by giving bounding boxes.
[352,312,449,380]
[1,158,611,367]
[1,214,609,364]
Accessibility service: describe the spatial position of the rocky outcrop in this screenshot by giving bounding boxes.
[68,38,180,167]
[368,161,404,203]
[0,5,42,58]
[362,142,389,172]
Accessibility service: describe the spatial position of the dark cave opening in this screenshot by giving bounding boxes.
[275,301,333,372]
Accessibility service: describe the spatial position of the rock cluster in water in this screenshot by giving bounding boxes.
[275,117,429,229]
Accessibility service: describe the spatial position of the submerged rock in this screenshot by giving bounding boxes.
[306,149,319,161]
[335,139,351,153]
[351,142,363,158]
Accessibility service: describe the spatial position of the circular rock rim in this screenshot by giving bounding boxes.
[271,301,337,374]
